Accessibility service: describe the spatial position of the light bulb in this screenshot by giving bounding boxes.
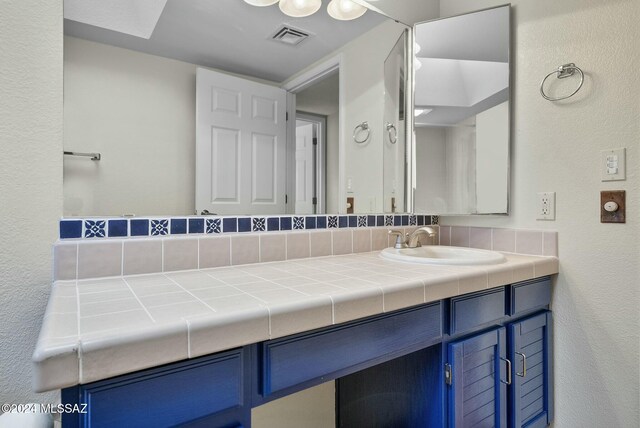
[243,0,279,6]
[327,0,367,20]
[279,0,322,17]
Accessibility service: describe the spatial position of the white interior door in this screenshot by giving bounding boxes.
[295,121,315,214]
[196,67,287,215]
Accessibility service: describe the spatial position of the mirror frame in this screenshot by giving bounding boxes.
[410,4,511,216]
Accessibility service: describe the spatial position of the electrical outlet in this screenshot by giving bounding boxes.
[537,192,556,220]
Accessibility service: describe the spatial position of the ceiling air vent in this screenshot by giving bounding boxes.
[271,25,310,46]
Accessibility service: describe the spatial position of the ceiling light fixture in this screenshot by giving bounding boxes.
[279,0,322,18]
[244,0,367,21]
[327,0,367,21]
[243,0,279,6]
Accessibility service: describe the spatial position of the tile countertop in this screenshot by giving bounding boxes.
[32,251,558,392]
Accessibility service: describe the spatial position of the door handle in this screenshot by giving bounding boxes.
[515,352,527,377]
[500,357,511,385]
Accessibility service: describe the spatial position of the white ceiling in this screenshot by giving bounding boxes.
[415,6,509,63]
[64,0,388,83]
[64,0,168,39]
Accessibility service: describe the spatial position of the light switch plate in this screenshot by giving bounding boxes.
[601,148,626,181]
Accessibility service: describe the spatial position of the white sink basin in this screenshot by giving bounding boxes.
[380,246,506,265]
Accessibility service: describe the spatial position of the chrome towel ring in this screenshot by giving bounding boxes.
[386,122,397,144]
[540,63,584,101]
[353,121,370,144]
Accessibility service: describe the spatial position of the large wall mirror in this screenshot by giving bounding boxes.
[63,0,410,217]
[412,5,510,215]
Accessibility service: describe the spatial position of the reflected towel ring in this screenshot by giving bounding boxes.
[353,121,370,144]
[540,63,584,101]
[386,122,397,144]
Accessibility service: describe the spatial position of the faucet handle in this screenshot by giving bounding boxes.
[388,230,408,249]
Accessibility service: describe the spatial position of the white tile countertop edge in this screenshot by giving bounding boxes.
[32,251,559,392]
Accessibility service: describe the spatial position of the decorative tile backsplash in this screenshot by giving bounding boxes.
[58,214,435,240]
[53,225,436,281]
[53,222,556,282]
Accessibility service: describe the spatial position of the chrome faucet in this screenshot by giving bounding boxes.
[407,226,437,248]
[388,230,408,249]
[388,227,437,249]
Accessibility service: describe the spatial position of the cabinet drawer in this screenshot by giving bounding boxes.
[450,288,505,335]
[262,302,442,396]
[509,277,551,316]
[76,349,245,428]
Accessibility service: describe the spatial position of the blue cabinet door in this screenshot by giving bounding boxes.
[508,311,553,428]
[448,327,508,428]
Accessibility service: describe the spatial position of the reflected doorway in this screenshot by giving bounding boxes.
[292,70,339,214]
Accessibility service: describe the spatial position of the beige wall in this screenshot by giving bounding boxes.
[64,36,196,216]
[285,20,415,214]
[0,0,62,405]
[439,1,640,427]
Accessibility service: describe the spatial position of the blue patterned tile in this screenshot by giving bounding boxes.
[151,219,169,236]
[409,215,417,226]
[84,220,106,238]
[357,216,367,227]
[108,220,128,237]
[377,216,385,227]
[238,217,251,232]
[206,218,222,234]
[170,218,187,234]
[293,216,305,230]
[305,216,316,230]
[252,217,266,232]
[280,217,292,231]
[60,220,82,239]
[267,218,280,231]
[328,216,338,229]
[430,215,438,225]
[223,218,237,233]
[189,218,205,234]
[130,219,149,236]
[385,215,394,226]
[348,216,357,228]
[339,216,348,228]
[316,216,327,229]
[393,216,402,226]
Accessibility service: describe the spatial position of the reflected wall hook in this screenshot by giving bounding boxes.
[386,122,397,144]
[353,121,370,144]
[540,63,584,101]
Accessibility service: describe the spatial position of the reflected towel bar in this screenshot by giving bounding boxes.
[64,151,101,161]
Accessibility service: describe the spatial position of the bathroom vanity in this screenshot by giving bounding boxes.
[34,251,556,428]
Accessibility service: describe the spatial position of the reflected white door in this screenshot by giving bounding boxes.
[295,122,315,214]
[196,67,287,215]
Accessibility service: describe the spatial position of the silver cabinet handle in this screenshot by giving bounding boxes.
[500,357,512,385]
[515,352,527,377]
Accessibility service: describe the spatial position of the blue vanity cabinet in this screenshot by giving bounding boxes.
[61,348,251,428]
[507,311,553,428]
[260,302,442,400]
[447,327,509,428]
[59,276,553,428]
